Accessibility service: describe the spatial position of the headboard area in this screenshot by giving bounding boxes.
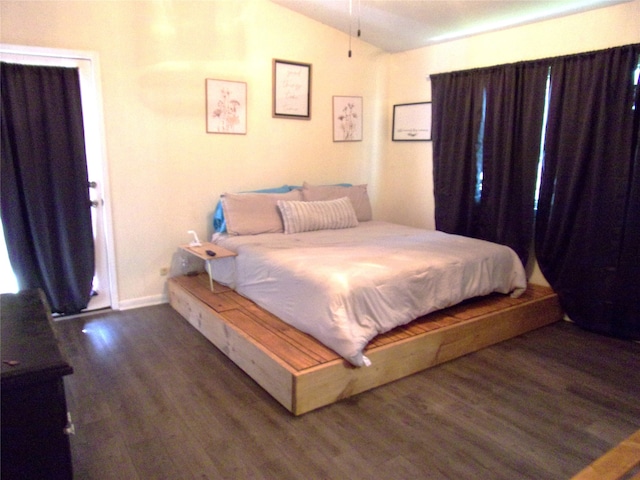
[213,182,371,236]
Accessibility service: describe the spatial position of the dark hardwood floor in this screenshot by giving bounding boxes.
[54,304,640,479]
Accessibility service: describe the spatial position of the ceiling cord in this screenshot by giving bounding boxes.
[349,0,361,58]
[348,0,352,57]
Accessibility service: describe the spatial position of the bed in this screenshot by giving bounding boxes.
[209,221,526,367]
[167,183,561,413]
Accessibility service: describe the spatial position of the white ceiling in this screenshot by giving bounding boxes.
[270,0,629,53]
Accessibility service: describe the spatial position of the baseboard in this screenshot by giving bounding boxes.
[118,293,167,311]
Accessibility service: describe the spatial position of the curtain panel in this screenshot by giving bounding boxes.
[430,70,487,238]
[535,44,640,339]
[430,62,548,265]
[1,62,95,314]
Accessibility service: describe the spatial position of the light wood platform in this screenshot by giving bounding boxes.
[168,273,563,415]
[571,429,640,480]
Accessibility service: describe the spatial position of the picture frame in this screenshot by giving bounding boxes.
[392,102,432,141]
[273,59,312,119]
[332,96,363,142]
[206,79,247,134]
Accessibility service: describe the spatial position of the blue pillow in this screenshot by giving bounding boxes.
[213,185,297,233]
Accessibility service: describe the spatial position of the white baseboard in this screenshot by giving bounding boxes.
[117,293,168,311]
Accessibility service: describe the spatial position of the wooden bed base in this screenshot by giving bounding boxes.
[570,429,640,480]
[168,273,563,415]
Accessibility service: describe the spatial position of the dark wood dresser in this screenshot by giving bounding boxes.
[1,289,74,479]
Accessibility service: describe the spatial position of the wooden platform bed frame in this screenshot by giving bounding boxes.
[570,429,640,480]
[168,273,563,415]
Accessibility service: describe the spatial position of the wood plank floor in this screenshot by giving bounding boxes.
[55,304,640,479]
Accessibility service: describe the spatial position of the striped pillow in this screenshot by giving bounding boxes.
[277,197,358,234]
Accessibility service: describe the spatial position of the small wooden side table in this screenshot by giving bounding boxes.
[180,242,237,292]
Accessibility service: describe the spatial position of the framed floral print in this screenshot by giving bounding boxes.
[333,96,363,142]
[206,79,247,134]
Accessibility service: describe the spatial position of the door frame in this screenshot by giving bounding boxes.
[1,43,119,310]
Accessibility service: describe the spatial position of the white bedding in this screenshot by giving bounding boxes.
[210,221,527,367]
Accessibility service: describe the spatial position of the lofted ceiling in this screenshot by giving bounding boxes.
[270,0,630,53]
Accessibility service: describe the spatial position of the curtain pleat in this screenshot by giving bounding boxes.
[480,63,549,264]
[1,62,95,314]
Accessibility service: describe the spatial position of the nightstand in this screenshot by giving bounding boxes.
[180,242,237,291]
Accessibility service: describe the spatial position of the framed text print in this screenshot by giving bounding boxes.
[206,79,247,134]
[273,59,311,119]
[333,96,363,142]
[392,102,432,141]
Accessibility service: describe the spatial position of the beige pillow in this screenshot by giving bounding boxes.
[301,182,372,221]
[221,189,302,235]
[278,197,358,234]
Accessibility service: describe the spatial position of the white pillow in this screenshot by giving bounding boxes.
[301,182,372,221]
[277,197,358,234]
[221,189,303,235]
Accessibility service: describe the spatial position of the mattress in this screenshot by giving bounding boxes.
[210,221,527,367]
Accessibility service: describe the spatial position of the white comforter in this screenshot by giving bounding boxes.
[210,221,527,367]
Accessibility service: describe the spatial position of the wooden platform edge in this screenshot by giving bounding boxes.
[168,279,295,411]
[168,278,563,416]
[570,429,640,480]
[292,290,562,415]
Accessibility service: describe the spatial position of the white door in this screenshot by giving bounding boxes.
[0,45,117,311]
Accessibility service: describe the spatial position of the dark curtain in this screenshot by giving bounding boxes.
[431,62,548,265]
[431,69,487,238]
[480,63,549,264]
[1,62,95,314]
[535,45,640,339]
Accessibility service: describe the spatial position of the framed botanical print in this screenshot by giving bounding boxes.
[333,96,363,142]
[206,79,247,134]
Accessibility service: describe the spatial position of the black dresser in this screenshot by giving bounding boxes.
[1,289,74,479]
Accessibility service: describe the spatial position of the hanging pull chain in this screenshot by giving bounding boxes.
[348,0,352,57]
[348,0,361,57]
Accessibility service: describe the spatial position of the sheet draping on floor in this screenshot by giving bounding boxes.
[210,221,527,367]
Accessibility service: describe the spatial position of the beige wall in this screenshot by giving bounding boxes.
[1,0,638,304]
[1,0,389,306]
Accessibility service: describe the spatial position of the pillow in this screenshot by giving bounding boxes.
[301,182,372,221]
[213,185,297,233]
[277,197,358,234]
[221,189,302,235]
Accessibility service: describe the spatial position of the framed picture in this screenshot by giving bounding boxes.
[273,59,311,119]
[206,79,247,134]
[333,96,363,142]
[392,102,432,141]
